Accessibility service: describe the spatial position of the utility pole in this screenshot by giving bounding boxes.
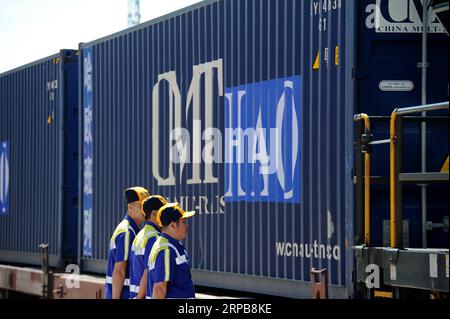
[128,0,141,27]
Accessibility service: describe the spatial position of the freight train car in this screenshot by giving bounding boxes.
[0,0,448,299]
[0,50,79,269]
[78,0,353,299]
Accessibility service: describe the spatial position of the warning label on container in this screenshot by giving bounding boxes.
[313,51,320,70]
[441,156,449,173]
[379,80,414,92]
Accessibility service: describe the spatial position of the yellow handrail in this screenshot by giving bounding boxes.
[354,114,371,246]
[390,111,398,248]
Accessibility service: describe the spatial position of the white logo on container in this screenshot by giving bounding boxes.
[365,0,445,33]
[84,53,93,93]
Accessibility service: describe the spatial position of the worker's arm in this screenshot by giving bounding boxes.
[136,270,147,299]
[150,248,173,299]
[111,231,130,299]
[112,261,127,299]
[152,281,168,299]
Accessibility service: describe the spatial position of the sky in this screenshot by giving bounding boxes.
[0,0,202,73]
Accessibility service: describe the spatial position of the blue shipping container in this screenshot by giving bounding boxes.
[79,0,448,298]
[0,50,79,268]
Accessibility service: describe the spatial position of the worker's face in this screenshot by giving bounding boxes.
[173,218,188,241]
[137,203,144,222]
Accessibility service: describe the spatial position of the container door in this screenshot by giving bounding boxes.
[356,0,449,248]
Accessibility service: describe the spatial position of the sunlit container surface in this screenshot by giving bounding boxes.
[0,50,79,268]
[80,0,354,298]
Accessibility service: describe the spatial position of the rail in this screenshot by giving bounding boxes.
[354,102,449,248]
[353,114,371,246]
[390,102,449,248]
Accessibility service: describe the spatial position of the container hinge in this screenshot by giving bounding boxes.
[426,216,449,232]
[417,62,429,68]
[8,271,14,289]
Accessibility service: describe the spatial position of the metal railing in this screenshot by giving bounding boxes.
[354,101,449,248]
[389,101,449,248]
[353,114,371,246]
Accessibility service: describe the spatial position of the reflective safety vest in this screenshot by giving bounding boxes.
[105,214,140,299]
[147,233,195,299]
[129,221,160,299]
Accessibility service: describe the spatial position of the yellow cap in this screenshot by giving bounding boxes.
[141,195,168,217]
[156,203,196,227]
[124,186,150,205]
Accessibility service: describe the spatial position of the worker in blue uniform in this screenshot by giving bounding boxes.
[105,186,150,299]
[147,203,196,299]
[129,195,167,299]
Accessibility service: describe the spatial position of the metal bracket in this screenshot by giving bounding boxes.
[8,271,14,289]
[426,216,449,232]
[310,268,329,299]
[392,136,398,145]
[417,62,430,68]
[369,139,391,146]
[39,243,52,299]
[95,289,103,299]
[53,284,66,298]
[389,249,401,265]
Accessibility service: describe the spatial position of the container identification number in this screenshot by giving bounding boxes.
[310,0,342,32]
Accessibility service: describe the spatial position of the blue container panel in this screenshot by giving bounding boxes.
[82,0,351,288]
[0,56,62,259]
[0,51,79,267]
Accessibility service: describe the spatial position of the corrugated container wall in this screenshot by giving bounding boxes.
[80,0,354,298]
[0,50,79,268]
